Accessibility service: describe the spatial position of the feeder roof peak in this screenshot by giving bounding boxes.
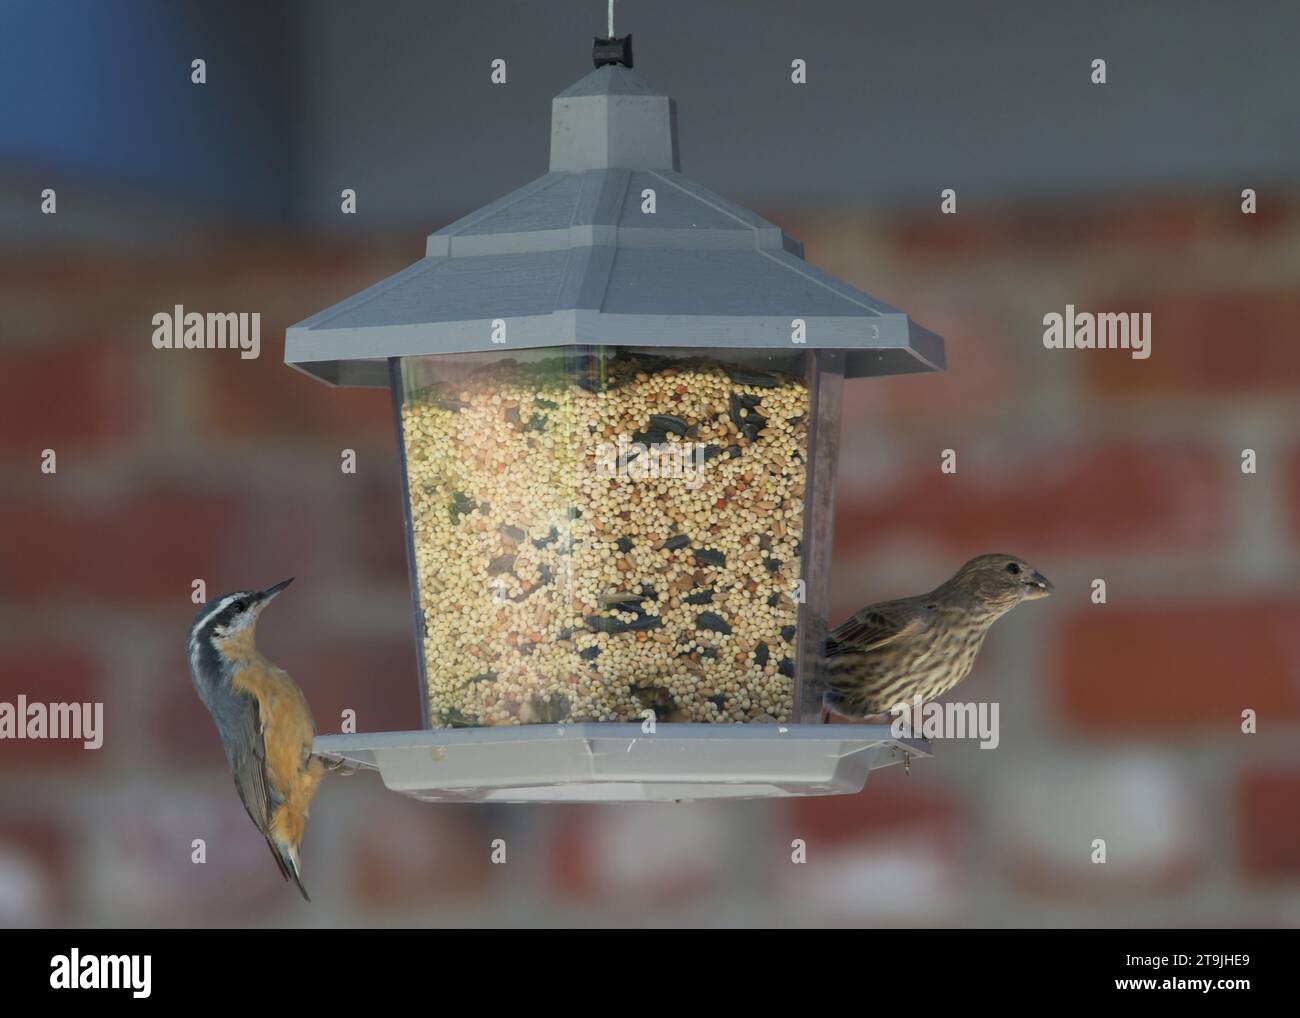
[549,65,678,172]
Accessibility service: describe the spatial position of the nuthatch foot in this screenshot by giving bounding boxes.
[187,577,325,900]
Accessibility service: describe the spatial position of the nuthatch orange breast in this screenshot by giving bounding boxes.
[187,578,325,900]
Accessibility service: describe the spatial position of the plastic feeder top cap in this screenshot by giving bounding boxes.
[284,65,945,387]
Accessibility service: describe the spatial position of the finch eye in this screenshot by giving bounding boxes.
[1005,563,1021,575]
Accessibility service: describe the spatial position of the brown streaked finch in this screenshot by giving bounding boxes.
[821,553,1053,721]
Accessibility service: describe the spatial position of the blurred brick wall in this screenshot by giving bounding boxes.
[1,190,1298,926]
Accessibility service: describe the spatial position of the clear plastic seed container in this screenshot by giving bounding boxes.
[391,345,843,729]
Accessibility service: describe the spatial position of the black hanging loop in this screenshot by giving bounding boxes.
[593,33,633,68]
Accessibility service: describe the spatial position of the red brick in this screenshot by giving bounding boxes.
[1083,293,1300,396]
[840,305,1024,430]
[84,784,294,921]
[0,487,320,603]
[834,444,1225,559]
[295,639,423,736]
[0,343,137,454]
[183,246,411,446]
[1237,770,1300,879]
[997,756,1200,899]
[781,779,961,845]
[197,351,394,445]
[0,817,72,924]
[0,651,103,769]
[887,197,1293,261]
[1056,601,1300,731]
[0,245,409,449]
[776,781,965,921]
[0,255,159,347]
[545,806,728,903]
[348,798,495,908]
[355,474,410,582]
[1285,446,1300,547]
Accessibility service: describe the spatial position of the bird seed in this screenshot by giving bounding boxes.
[399,352,809,727]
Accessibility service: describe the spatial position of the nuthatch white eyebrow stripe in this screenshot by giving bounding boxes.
[187,577,327,900]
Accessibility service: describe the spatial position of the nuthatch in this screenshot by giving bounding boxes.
[187,578,325,900]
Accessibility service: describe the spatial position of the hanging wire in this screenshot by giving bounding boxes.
[608,0,615,37]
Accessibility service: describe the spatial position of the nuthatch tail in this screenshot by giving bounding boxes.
[187,578,325,900]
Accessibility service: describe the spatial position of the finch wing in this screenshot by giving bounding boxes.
[825,600,928,657]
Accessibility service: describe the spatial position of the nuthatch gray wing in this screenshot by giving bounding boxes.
[187,577,325,900]
[821,554,1053,721]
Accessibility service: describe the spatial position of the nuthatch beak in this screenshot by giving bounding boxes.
[257,576,295,607]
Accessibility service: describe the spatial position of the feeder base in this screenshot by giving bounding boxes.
[312,723,929,803]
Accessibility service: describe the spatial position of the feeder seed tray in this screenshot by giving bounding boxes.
[314,723,930,803]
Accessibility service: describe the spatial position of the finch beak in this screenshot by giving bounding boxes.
[1024,571,1053,598]
[258,577,295,605]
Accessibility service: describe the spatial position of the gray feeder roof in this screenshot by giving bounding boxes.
[286,66,944,387]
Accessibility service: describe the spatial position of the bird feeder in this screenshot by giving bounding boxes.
[286,42,942,802]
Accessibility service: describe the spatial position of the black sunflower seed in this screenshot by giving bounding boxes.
[487,554,516,576]
[754,643,770,667]
[685,589,714,605]
[648,414,689,436]
[727,368,781,388]
[585,615,630,635]
[616,537,634,553]
[694,548,726,568]
[696,611,732,634]
[780,625,796,642]
[633,428,668,446]
[728,393,744,429]
[661,535,690,551]
[778,657,795,678]
[449,491,476,521]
